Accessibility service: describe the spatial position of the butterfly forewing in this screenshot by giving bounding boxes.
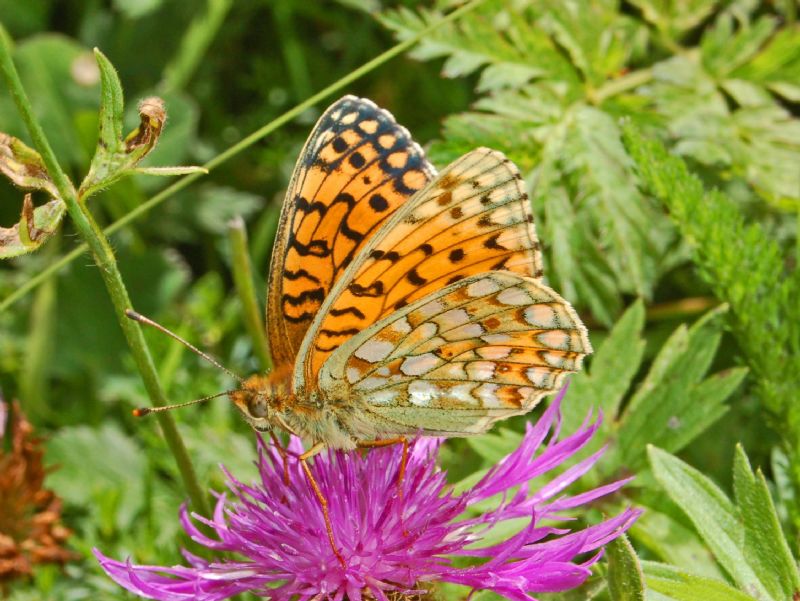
[303,148,544,378]
[267,96,435,367]
[317,272,591,436]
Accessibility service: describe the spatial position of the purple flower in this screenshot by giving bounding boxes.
[95,391,640,601]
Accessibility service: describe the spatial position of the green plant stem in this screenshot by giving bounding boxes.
[273,0,312,100]
[0,0,488,314]
[228,216,272,371]
[160,0,233,94]
[590,67,654,104]
[0,28,211,518]
[20,232,59,420]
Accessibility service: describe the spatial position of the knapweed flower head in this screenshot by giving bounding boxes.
[96,391,640,601]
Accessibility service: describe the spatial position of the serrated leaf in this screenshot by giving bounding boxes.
[702,14,777,78]
[539,2,639,88]
[606,534,645,601]
[643,562,758,601]
[627,0,717,39]
[732,27,800,100]
[648,446,773,599]
[623,125,800,452]
[641,50,800,208]
[733,445,800,599]
[380,3,581,94]
[561,106,654,298]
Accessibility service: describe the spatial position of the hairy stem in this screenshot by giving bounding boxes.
[0,26,211,518]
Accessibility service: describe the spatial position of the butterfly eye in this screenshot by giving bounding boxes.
[247,395,269,418]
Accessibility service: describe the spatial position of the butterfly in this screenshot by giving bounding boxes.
[126,95,592,566]
[229,96,592,452]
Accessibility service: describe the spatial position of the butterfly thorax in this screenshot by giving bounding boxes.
[229,364,368,449]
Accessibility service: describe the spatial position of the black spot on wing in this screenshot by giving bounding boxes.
[407,268,427,286]
[330,306,366,319]
[340,221,364,243]
[284,268,321,284]
[484,233,506,250]
[369,194,389,212]
[349,281,385,297]
[449,248,464,262]
[289,236,330,257]
[282,288,325,306]
[320,328,361,338]
[295,195,327,216]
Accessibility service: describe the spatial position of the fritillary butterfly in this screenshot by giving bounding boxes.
[230,96,592,450]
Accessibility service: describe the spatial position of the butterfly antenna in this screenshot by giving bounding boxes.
[125,308,244,384]
[133,389,240,417]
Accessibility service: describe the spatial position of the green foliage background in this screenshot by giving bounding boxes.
[0,0,798,599]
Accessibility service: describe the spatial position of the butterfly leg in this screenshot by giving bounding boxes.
[299,442,346,568]
[269,432,291,486]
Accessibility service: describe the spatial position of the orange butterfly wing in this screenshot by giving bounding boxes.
[266,96,435,367]
[303,148,545,379]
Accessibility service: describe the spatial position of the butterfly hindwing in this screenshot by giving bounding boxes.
[317,272,591,436]
[266,96,435,367]
[302,148,544,379]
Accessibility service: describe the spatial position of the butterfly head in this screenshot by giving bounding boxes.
[229,365,294,432]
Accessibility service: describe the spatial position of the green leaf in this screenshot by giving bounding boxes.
[606,534,646,601]
[46,424,146,529]
[648,446,773,599]
[733,445,800,599]
[643,562,758,601]
[561,106,656,299]
[0,35,98,170]
[563,299,645,436]
[0,132,59,198]
[627,0,717,39]
[380,3,581,94]
[0,133,65,258]
[701,14,777,78]
[623,124,800,460]
[78,65,204,201]
[93,48,124,155]
[0,194,65,258]
[132,165,207,177]
[631,505,724,580]
[618,307,742,469]
[732,27,800,101]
